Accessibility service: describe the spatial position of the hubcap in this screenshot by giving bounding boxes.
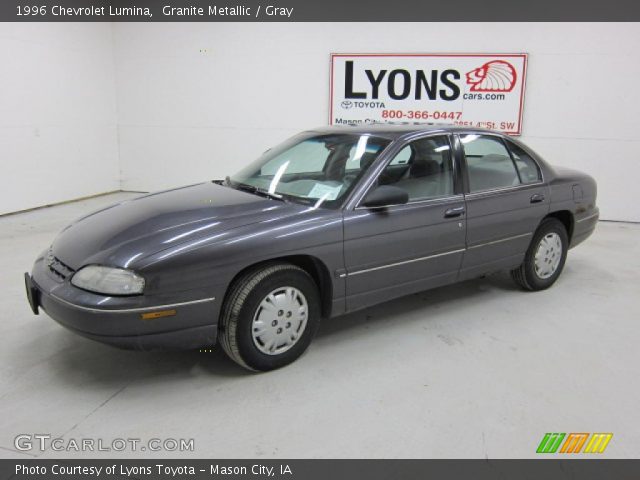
[534,232,563,279]
[251,287,308,355]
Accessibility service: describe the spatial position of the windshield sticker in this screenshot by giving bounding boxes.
[307,183,342,200]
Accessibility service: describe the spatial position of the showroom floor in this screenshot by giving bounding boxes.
[0,192,638,459]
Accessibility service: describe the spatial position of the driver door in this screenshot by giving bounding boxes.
[342,134,467,312]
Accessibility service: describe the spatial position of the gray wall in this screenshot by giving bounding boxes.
[0,23,119,214]
[1,23,639,221]
[113,23,640,222]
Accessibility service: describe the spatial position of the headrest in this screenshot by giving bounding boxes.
[359,152,378,170]
[410,154,441,177]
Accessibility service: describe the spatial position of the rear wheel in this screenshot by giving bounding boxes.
[219,263,321,371]
[511,218,568,291]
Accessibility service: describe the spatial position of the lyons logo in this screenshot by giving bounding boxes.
[536,433,613,454]
[466,60,517,92]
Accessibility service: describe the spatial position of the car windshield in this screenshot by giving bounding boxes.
[229,133,392,208]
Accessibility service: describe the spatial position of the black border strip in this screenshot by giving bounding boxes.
[2,459,640,480]
[1,0,640,21]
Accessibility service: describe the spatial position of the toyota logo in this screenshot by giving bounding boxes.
[341,100,353,109]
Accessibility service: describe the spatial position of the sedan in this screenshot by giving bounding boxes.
[25,125,599,371]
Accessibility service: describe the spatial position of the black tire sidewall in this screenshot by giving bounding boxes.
[233,268,321,371]
[524,219,568,290]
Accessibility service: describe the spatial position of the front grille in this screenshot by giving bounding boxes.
[46,249,75,280]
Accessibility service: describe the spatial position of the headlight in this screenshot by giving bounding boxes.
[71,265,145,296]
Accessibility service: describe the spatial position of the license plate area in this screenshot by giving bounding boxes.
[24,273,40,315]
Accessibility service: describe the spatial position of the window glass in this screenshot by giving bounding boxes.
[389,146,411,166]
[260,141,328,175]
[461,134,520,192]
[345,142,387,171]
[231,133,390,209]
[506,141,542,184]
[377,135,454,201]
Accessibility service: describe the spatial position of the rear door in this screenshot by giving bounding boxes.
[457,133,550,280]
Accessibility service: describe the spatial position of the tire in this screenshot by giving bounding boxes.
[511,218,568,291]
[218,263,321,371]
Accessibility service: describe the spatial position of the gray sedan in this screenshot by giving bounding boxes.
[25,125,598,371]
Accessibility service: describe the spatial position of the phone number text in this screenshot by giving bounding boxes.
[381,110,463,120]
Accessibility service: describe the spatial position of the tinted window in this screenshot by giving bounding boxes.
[377,135,454,201]
[461,134,519,192]
[506,141,542,184]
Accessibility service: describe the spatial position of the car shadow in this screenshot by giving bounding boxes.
[35,271,520,385]
[316,271,520,341]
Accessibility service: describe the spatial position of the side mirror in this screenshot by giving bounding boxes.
[361,185,409,208]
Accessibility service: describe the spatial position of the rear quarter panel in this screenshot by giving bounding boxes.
[548,167,599,248]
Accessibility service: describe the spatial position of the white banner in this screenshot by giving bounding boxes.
[330,53,527,135]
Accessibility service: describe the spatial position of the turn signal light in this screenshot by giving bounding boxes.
[140,309,177,320]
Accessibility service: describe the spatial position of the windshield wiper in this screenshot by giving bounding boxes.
[231,181,286,202]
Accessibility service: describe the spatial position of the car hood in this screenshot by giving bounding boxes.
[52,182,310,270]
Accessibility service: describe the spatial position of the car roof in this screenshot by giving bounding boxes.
[304,123,502,140]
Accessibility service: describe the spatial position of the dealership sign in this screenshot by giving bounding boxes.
[330,53,527,135]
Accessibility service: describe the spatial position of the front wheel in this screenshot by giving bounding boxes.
[511,218,568,291]
[219,263,321,371]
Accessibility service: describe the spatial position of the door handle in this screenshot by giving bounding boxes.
[444,206,465,218]
[530,193,545,204]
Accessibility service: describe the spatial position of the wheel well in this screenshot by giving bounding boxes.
[225,255,333,318]
[544,210,574,242]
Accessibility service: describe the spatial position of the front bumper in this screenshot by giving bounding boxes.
[26,253,220,351]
